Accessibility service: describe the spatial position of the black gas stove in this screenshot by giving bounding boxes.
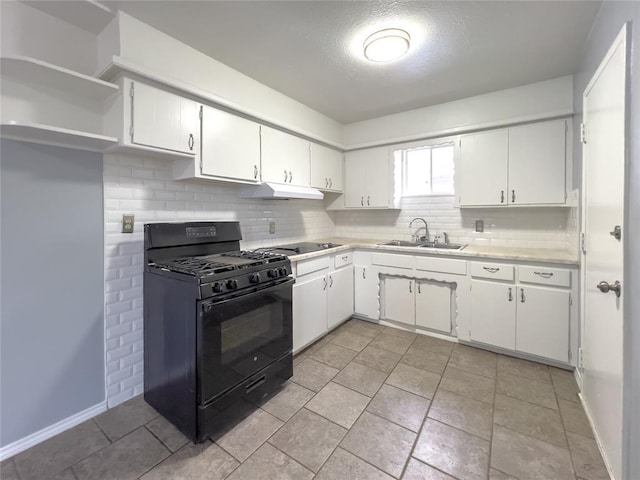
[143,221,293,443]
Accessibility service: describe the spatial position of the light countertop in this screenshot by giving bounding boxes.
[282,237,579,265]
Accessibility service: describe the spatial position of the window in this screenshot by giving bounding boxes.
[395,143,455,196]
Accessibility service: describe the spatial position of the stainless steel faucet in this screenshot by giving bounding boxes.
[409,218,429,242]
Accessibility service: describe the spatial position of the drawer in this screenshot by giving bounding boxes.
[334,251,353,268]
[371,252,414,270]
[518,265,572,288]
[415,256,467,276]
[296,255,331,277]
[470,261,515,281]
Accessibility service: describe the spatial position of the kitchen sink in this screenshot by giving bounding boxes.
[378,240,466,250]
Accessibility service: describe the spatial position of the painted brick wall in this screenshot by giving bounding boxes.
[333,195,575,250]
[103,153,335,406]
[104,153,577,407]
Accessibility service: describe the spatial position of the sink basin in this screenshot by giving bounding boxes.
[378,240,424,247]
[378,240,467,250]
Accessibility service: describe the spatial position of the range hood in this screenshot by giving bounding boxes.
[240,182,324,200]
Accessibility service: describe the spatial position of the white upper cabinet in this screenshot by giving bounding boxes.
[457,119,568,207]
[310,144,343,192]
[508,119,566,205]
[458,129,509,206]
[344,146,396,208]
[131,81,199,155]
[200,105,261,183]
[260,126,310,187]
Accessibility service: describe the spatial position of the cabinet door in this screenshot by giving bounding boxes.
[310,144,343,192]
[415,280,452,334]
[328,267,354,329]
[470,280,516,349]
[365,146,391,207]
[384,277,415,325]
[293,275,328,352]
[516,285,570,362]
[344,150,368,207]
[131,82,198,154]
[354,265,379,320]
[458,129,508,206]
[508,119,566,205]
[200,106,260,182]
[261,126,310,186]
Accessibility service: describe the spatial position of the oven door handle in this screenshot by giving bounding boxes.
[203,277,294,308]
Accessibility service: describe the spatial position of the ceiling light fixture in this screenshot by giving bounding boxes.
[363,28,411,62]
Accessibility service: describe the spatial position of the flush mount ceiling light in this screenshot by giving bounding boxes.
[363,28,411,62]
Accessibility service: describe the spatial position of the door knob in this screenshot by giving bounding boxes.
[597,281,621,297]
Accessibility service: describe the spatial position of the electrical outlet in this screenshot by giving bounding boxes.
[269,221,276,234]
[475,219,484,233]
[122,214,135,233]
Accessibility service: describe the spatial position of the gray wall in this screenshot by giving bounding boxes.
[572,3,640,478]
[0,140,105,447]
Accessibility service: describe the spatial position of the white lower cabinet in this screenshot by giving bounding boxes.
[354,265,379,320]
[384,277,415,325]
[515,285,570,362]
[470,280,517,349]
[293,275,328,352]
[292,255,354,352]
[415,281,453,334]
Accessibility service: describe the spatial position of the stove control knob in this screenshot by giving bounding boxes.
[278,267,288,276]
[249,273,261,284]
[212,282,224,293]
[267,268,279,278]
[226,279,238,290]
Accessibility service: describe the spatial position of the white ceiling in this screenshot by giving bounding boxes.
[29,1,602,124]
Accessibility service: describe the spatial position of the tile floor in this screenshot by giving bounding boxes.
[1,319,610,480]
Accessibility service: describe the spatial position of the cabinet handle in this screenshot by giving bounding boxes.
[362,268,366,279]
[325,177,329,188]
[284,169,288,182]
[512,190,516,203]
[329,275,333,287]
[367,196,370,206]
[342,255,349,261]
[508,287,513,302]
[409,281,412,293]
[361,196,364,206]
[289,171,293,183]
[483,267,500,273]
[418,283,421,294]
[521,288,525,303]
[500,190,505,203]
[188,133,194,150]
[323,278,327,290]
[534,271,554,279]
[254,165,259,179]
[329,178,333,188]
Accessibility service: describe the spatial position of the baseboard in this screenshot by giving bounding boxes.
[0,401,107,461]
[578,393,616,480]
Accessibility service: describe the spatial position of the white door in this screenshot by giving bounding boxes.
[415,280,452,334]
[261,126,310,186]
[384,277,415,325]
[200,106,260,182]
[458,129,508,206]
[581,24,627,480]
[310,144,343,191]
[470,280,516,349]
[179,97,199,155]
[327,267,354,329]
[508,119,567,205]
[354,265,379,320]
[365,146,391,207]
[292,276,328,352]
[515,285,570,362]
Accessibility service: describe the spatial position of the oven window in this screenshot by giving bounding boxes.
[220,299,284,365]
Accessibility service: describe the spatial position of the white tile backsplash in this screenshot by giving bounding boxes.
[103,153,577,407]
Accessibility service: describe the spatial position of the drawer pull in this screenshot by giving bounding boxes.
[483,267,500,273]
[534,271,554,279]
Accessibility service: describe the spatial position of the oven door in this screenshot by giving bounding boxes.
[197,277,293,405]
